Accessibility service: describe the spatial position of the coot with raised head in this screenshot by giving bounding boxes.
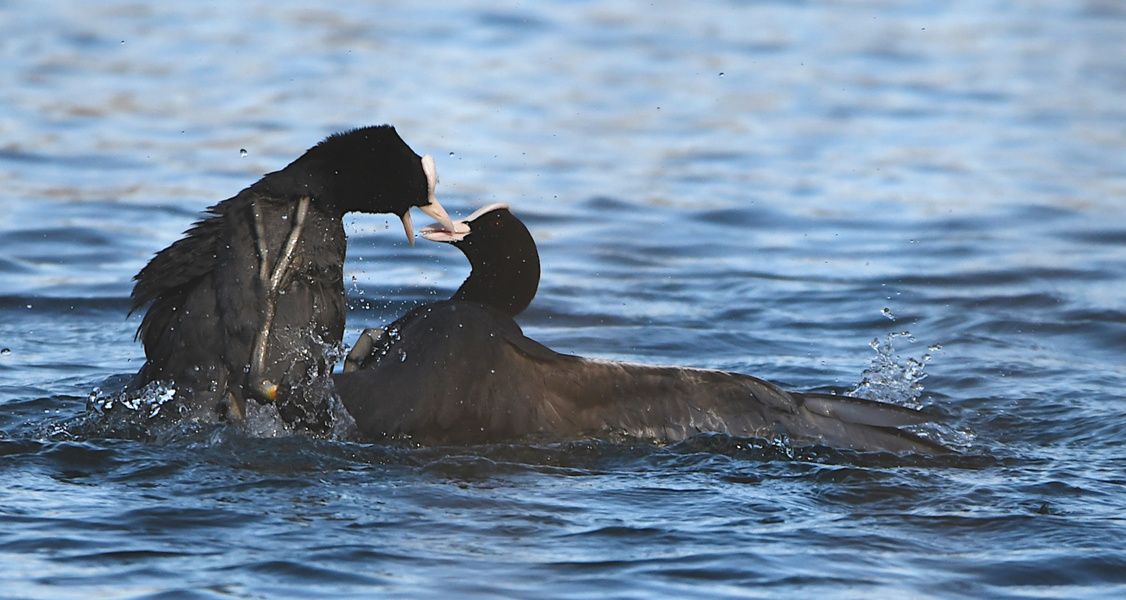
[131,125,460,432]
[335,205,947,453]
[420,202,539,318]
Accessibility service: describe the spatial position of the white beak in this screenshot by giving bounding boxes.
[397,154,461,246]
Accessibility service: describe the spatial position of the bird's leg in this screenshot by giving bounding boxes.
[342,327,386,372]
[222,392,246,421]
[253,201,270,281]
[248,196,311,402]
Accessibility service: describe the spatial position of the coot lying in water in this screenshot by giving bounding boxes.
[335,205,947,453]
[130,125,459,432]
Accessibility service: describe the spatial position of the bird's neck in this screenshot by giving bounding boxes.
[452,253,539,318]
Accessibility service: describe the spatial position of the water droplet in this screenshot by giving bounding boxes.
[449,151,455,157]
[719,72,725,77]
[0,348,9,355]
[399,351,407,362]
[881,307,896,321]
[240,148,248,157]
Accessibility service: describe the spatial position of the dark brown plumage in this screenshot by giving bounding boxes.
[336,205,947,453]
[130,125,457,432]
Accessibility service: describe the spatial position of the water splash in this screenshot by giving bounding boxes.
[847,324,974,450]
[88,380,177,418]
[34,380,196,441]
[59,330,357,442]
[849,330,932,409]
[248,330,356,440]
[347,273,374,312]
[241,400,295,438]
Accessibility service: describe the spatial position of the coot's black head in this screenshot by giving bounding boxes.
[270,125,456,241]
[420,203,540,318]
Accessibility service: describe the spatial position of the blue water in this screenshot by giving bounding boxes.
[3,1,1126,598]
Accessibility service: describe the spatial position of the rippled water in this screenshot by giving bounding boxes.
[3,1,1126,598]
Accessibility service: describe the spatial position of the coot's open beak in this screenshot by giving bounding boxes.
[421,202,509,243]
[400,199,461,246]
[398,154,460,246]
[420,219,470,243]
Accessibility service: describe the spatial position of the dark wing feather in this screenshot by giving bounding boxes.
[335,301,948,453]
[130,202,229,317]
[796,392,935,427]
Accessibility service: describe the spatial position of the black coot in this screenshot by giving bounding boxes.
[334,205,947,453]
[130,125,458,432]
[421,202,539,318]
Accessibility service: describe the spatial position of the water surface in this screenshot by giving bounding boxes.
[2,1,1125,598]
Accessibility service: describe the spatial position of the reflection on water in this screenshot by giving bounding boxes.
[2,1,1126,599]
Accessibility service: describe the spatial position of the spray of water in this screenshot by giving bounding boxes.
[67,332,357,442]
[848,331,937,410]
[848,308,972,449]
[847,307,932,408]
